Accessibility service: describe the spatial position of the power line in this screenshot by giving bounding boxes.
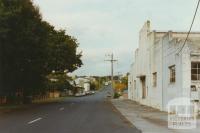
[177,0,200,54]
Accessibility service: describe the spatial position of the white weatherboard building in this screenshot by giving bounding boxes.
[128,21,200,111]
[74,77,91,93]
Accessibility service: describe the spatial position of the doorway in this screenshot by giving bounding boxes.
[140,77,146,99]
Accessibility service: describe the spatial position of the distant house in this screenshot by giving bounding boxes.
[74,77,91,93]
[128,21,200,111]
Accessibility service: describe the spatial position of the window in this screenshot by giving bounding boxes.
[134,80,136,89]
[191,85,197,91]
[191,62,200,80]
[169,65,175,83]
[152,72,157,87]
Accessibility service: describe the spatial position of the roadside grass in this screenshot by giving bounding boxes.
[32,97,67,104]
[0,97,68,113]
[0,104,26,110]
[0,104,28,113]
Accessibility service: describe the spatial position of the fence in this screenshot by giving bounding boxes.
[0,96,7,104]
[0,91,62,105]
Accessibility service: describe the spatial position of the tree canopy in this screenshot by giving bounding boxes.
[0,0,82,98]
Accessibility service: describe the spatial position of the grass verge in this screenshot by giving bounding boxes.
[0,97,67,113]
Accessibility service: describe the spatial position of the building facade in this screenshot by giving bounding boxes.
[128,21,200,111]
[74,77,91,93]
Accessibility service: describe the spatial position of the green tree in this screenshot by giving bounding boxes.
[47,72,73,92]
[0,0,48,98]
[0,0,82,103]
[46,29,82,73]
[121,75,128,88]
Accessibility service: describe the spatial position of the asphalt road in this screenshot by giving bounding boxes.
[0,86,141,133]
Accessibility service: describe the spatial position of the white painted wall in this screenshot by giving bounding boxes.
[84,83,90,92]
[128,21,200,111]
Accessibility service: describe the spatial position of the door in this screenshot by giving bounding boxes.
[141,77,146,99]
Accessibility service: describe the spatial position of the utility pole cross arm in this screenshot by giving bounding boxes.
[104,53,118,91]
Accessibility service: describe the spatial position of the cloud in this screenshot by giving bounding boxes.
[33,0,200,76]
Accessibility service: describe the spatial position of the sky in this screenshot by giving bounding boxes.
[33,0,200,76]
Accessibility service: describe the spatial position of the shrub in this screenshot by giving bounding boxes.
[114,92,121,99]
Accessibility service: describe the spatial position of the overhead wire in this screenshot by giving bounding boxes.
[177,0,200,54]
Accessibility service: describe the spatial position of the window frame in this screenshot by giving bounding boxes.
[134,80,136,90]
[191,62,200,81]
[152,72,157,87]
[169,65,176,83]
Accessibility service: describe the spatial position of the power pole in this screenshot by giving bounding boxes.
[105,53,117,90]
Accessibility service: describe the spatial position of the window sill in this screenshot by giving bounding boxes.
[191,80,200,83]
[169,82,176,86]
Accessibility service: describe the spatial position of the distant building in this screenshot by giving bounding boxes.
[74,77,91,93]
[128,21,200,111]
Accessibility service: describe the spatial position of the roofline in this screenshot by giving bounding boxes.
[151,30,200,34]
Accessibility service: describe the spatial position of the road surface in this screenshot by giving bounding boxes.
[0,86,141,133]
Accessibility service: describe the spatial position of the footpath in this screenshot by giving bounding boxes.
[111,99,200,133]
